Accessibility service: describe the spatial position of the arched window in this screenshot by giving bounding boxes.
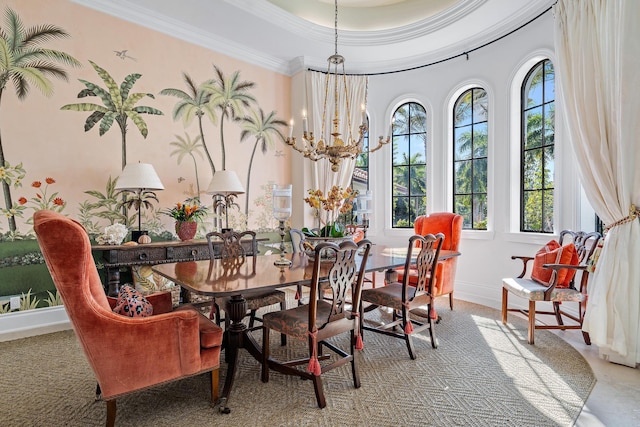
[453,88,488,230]
[391,102,427,228]
[521,59,555,232]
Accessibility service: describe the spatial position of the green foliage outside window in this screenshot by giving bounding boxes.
[521,60,555,232]
[392,103,427,228]
[453,88,488,229]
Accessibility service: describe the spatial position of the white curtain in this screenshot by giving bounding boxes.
[554,0,640,367]
[307,70,368,192]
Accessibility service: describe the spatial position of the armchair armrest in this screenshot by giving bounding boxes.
[511,255,534,278]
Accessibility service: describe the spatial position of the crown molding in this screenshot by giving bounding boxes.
[72,0,292,75]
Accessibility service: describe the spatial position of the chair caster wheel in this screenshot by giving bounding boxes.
[219,406,231,414]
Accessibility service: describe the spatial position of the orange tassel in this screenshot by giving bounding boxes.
[356,334,364,350]
[404,321,414,334]
[429,307,438,320]
[307,330,322,376]
[295,290,300,300]
[209,304,217,320]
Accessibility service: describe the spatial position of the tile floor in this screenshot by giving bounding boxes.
[556,329,640,426]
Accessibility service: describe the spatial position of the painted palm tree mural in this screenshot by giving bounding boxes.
[0,8,80,234]
[169,132,205,199]
[61,60,163,170]
[160,73,218,175]
[204,65,256,171]
[239,108,287,221]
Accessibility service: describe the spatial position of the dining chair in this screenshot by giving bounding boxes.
[206,230,287,344]
[261,239,372,408]
[33,210,223,427]
[502,230,602,344]
[361,233,444,360]
[394,212,462,310]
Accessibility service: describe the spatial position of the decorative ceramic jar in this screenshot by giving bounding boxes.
[175,221,197,241]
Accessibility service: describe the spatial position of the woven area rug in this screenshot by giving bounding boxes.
[0,298,595,426]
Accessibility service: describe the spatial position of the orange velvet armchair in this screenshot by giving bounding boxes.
[34,210,223,427]
[396,212,463,310]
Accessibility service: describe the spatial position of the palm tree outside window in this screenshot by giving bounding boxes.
[392,102,427,228]
[521,59,555,233]
[453,88,488,230]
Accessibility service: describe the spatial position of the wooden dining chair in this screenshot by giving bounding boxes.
[261,239,372,408]
[360,233,444,360]
[206,230,287,344]
[502,230,602,344]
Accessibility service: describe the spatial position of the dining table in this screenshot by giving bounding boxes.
[152,244,460,413]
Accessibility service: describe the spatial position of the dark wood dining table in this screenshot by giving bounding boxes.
[152,244,460,413]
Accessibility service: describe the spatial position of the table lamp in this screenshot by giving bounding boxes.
[115,162,164,242]
[272,184,292,267]
[206,170,245,232]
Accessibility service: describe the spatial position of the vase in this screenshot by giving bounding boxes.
[304,235,353,260]
[175,221,197,241]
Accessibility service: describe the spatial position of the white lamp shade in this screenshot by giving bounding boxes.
[115,162,164,191]
[206,170,245,195]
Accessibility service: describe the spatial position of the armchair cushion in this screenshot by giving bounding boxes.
[113,285,153,317]
[531,241,579,288]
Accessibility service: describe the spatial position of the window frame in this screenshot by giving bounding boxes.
[520,58,555,233]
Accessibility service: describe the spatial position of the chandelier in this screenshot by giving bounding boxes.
[285,0,390,172]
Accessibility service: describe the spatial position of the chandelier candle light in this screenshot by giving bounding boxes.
[272,184,292,267]
[285,0,390,172]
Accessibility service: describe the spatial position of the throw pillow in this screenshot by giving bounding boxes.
[132,265,175,295]
[113,284,153,317]
[531,241,579,288]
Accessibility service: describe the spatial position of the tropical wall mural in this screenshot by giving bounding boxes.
[0,0,292,313]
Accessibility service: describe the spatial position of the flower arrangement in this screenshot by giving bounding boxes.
[303,185,357,237]
[163,201,207,222]
[96,223,127,245]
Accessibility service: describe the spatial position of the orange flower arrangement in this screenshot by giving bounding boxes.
[163,201,206,222]
[304,185,357,237]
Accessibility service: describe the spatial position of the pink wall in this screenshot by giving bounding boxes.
[1,0,291,235]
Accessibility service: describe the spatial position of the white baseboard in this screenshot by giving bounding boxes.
[0,306,71,342]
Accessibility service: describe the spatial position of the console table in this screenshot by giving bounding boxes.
[93,238,265,296]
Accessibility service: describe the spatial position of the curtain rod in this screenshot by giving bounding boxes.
[307,3,555,77]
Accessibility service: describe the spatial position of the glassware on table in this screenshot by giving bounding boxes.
[272,184,292,266]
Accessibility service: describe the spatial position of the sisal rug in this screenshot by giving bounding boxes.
[0,298,595,426]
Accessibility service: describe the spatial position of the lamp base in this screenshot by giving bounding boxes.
[131,230,148,243]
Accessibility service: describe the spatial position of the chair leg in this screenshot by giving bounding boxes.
[582,330,591,345]
[211,368,219,404]
[106,399,116,427]
[95,383,102,401]
[312,375,327,409]
[403,307,417,360]
[501,287,508,324]
[449,292,454,310]
[279,301,287,346]
[553,302,564,325]
[429,312,438,349]
[248,309,257,328]
[261,326,270,383]
[350,330,361,389]
[528,300,536,344]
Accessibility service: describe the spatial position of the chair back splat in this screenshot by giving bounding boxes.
[205,229,287,340]
[361,234,444,360]
[261,239,372,409]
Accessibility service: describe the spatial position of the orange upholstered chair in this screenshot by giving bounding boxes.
[396,212,463,310]
[34,210,223,427]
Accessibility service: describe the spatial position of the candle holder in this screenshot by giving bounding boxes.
[357,190,372,239]
[272,184,292,267]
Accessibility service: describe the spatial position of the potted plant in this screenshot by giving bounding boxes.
[163,201,207,241]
